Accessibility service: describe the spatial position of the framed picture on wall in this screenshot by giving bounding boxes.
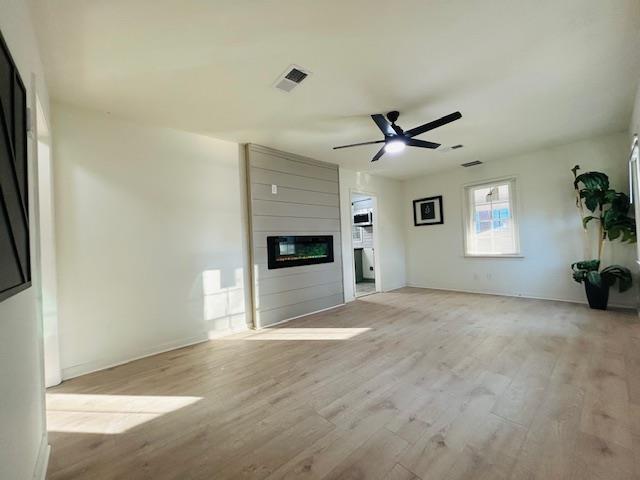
[413,195,443,226]
[0,29,31,303]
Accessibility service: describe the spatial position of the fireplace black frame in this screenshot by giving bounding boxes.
[266,235,334,270]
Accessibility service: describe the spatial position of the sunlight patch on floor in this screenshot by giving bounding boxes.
[237,327,372,341]
[46,393,202,434]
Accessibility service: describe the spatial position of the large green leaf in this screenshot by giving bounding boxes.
[586,270,602,287]
[574,171,609,191]
[607,225,622,241]
[580,190,604,212]
[571,260,600,271]
[601,265,633,292]
[572,270,586,283]
[603,208,636,243]
[571,260,601,284]
[610,192,631,214]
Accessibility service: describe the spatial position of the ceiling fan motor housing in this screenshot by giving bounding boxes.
[386,111,400,124]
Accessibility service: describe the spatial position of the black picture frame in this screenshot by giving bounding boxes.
[0,28,31,303]
[413,195,444,226]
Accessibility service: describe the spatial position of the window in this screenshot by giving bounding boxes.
[464,178,520,256]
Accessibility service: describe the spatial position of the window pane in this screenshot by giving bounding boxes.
[466,181,518,255]
[474,187,491,203]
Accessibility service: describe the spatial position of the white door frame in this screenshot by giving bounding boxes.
[349,189,381,298]
[33,93,61,387]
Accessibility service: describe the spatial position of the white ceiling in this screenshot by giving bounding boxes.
[31,0,640,179]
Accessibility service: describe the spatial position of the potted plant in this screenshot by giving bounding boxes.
[570,165,636,309]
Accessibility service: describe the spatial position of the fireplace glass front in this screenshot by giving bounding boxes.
[266,235,334,269]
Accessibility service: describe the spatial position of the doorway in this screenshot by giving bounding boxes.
[351,192,379,298]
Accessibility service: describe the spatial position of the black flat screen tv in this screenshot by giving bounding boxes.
[0,29,30,302]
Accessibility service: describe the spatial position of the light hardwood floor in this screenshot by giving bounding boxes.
[46,288,640,479]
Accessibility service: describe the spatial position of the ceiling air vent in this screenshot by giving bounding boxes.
[461,160,483,167]
[274,65,311,92]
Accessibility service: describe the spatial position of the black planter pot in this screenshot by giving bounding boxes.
[584,279,610,310]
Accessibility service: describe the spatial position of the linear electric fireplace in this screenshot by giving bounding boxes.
[267,235,334,269]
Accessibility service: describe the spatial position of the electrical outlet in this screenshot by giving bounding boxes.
[271,184,278,194]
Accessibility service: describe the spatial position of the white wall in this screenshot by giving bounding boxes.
[53,103,250,379]
[340,169,406,301]
[362,248,375,280]
[0,0,51,479]
[404,132,637,307]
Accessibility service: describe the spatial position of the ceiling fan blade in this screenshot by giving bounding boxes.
[407,138,441,149]
[371,114,395,137]
[371,146,386,162]
[333,140,385,150]
[405,111,462,138]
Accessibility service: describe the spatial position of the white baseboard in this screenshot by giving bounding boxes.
[260,302,346,329]
[207,324,249,339]
[406,283,635,309]
[32,435,50,480]
[61,334,209,380]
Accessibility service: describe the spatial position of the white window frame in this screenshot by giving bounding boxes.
[462,176,522,258]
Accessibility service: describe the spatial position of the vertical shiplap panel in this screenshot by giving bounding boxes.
[246,144,344,327]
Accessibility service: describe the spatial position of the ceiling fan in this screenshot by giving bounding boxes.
[333,110,462,162]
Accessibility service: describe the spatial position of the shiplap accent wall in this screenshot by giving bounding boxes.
[246,144,344,327]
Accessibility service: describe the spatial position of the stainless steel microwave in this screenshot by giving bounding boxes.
[353,211,373,226]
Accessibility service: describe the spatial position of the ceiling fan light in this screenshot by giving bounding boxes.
[385,140,406,153]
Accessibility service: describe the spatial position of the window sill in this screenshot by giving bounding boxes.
[464,254,524,259]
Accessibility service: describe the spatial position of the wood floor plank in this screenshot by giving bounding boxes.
[384,463,421,480]
[206,413,335,480]
[569,432,635,480]
[322,428,409,480]
[509,384,584,479]
[491,350,557,427]
[265,407,394,480]
[398,370,510,479]
[579,350,632,449]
